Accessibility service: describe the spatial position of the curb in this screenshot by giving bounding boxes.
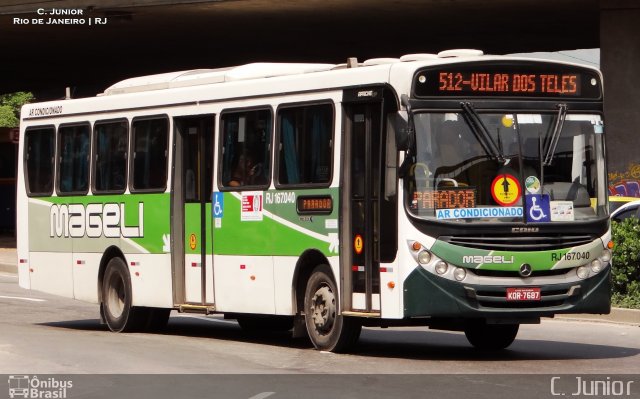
[556,308,640,326]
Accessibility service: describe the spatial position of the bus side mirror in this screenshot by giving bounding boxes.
[390,111,410,151]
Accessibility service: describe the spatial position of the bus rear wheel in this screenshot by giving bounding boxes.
[101,257,147,332]
[464,322,519,351]
[304,264,361,352]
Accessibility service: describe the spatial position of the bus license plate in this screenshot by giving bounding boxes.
[506,287,541,301]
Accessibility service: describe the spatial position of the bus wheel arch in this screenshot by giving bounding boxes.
[292,249,332,316]
[98,245,127,321]
[101,255,135,332]
[98,247,149,332]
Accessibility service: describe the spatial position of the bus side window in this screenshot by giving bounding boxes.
[220,109,272,189]
[58,123,90,195]
[131,117,169,192]
[94,120,128,194]
[277,103,333,186]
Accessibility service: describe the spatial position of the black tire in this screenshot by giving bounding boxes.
[464,322,519,350]
[304,264,361,352]
[101,257,147,332]
[237,315,294,332]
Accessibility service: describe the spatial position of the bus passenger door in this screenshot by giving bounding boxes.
[342,101,382,313]
[340,86,398,316]
[172,116,215,306]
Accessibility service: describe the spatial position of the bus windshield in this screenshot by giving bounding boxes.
[406,111,607,223]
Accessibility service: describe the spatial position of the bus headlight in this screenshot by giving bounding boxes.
[576,266,590,279]
[435,261,448,275]
[418,250,432,265]
[590,259,603,274]
[599,249,612,263]
[453,267,467,281]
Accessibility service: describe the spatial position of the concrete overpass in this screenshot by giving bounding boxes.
[0,0,638,177]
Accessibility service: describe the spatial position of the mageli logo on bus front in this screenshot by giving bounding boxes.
[413,63,601,99]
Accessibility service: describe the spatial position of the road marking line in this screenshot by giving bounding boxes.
[248,392,275,399]
[0,295,46,302]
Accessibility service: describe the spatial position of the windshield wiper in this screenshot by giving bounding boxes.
[398,94,416,178]
[543,104,567,166]
[460,101,505,163]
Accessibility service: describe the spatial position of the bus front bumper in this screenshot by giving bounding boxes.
[403,266,611,319]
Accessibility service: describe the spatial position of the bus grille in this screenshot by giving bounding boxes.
[469,268,571,278]
[473,287,573,309]
[440,235,594,251]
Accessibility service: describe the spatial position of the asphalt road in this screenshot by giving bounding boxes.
[1,272,639,398]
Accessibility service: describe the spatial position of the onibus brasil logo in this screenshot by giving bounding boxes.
[8,375,73,399]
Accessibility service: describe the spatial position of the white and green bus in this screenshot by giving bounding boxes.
[17,50,612,352]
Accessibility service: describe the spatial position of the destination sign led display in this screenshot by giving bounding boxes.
[439,72,579,95]
[413,63,602,99]
[411,188,477,210]
[297,195,333,214]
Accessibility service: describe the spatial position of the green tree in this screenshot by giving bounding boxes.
[611,217,640,308]
[0,91,34,127]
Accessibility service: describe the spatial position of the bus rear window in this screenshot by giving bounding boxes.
[25,127,55,196]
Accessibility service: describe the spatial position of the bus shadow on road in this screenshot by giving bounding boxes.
[39,316,640,362]
[161,315,315,349]
[39,314,314,350]
[354,328,640,361]
[38,319,108,331]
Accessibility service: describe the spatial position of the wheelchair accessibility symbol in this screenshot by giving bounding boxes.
[525,194,551,222]
[213,192,224,218]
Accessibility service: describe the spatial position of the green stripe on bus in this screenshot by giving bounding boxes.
[430,239,603,271]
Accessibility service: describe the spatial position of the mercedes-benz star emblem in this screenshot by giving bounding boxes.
[519,263,533,277]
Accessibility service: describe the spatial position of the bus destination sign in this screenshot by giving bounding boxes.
[297,195,333,214]
[413,63,601,99]
[438,72,579,95]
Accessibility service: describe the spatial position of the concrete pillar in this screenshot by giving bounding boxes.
[600,1,640,192]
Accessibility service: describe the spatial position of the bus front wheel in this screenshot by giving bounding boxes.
[304,264,361,352]
[101,257,147,332]
[464,322,519,350]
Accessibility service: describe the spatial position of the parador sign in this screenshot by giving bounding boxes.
[13,8,108,26]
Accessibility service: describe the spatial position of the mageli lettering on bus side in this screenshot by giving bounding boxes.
[50,202,144,238]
